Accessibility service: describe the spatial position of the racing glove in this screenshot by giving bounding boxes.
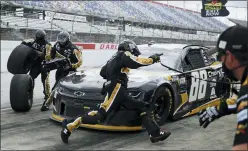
[198,106,221,128]
[149,54,161,63]
[198,97,236,128]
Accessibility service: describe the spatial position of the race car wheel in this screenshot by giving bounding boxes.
[151,87,173,126]
[7,44,37,74]
[10,74,34,112]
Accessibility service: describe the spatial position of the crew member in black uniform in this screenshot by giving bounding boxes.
[60,40,171,144]
[40,31,82,111]
[21,29,52,105]
[198,25,248,150]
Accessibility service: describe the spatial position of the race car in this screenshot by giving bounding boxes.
[50,44,231,131]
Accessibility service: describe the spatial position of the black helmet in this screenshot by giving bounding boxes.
[57,31,70,46]
[35,29,46,41]
[118,40,141,56]
[213,25,248,63]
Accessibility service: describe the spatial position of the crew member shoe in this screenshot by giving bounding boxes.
[150,130,171,143]
[40,105,49,111]
[61,119,71,144]
[40,101,49,111]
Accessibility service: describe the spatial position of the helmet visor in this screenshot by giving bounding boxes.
[129,43,141,56]
[57,34,68,45]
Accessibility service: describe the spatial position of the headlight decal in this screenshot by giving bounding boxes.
[128,91,141,98]
[127,90,143,99]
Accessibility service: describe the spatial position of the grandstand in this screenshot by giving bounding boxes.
[1,0,232,45]
[228,18,247,27]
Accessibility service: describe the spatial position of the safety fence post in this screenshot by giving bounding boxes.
[50,12,56,42]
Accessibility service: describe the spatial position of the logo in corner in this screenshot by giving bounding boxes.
[201,0,230,17]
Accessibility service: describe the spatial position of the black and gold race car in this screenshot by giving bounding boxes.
[50,44,231,131]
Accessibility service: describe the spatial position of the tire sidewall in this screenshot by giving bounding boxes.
[7,44,37,74]
[151,87,173,126]
[10,74,34,112]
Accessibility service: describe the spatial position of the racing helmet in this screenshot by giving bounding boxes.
[118,40,141,56]
[35,29,46,41]
[57,31,70,46]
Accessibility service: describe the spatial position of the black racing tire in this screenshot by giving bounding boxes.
[151,87,173,126]
[10,74,34,112]
[7,44,37,74]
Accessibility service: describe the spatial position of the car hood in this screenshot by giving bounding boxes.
[59,68,178,91]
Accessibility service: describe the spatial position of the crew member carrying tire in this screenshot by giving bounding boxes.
[17,29,52,109]
[40,31,82,111]
[60,40,171,144]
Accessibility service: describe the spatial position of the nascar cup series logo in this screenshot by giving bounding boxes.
[201,0,230,17]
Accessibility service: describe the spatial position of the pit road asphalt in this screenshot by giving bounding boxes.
[1,68,236,150]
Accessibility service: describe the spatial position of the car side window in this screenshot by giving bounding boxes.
[182,56,193,72]
[182,49,206,71]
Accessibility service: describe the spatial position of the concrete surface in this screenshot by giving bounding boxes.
[1,105,236,150]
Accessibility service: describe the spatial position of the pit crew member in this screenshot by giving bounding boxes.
[198,25,248,150]
[60,40,171,144]
[40,31,82,111]
[21,29,52,107]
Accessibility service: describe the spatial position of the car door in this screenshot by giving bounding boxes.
[172,46,226,119]
[183,48,223,108]
[181,47,219,109]
[186,68,221,103]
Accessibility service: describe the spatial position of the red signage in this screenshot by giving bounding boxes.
[100,44,118,50]
[74,43,96,50]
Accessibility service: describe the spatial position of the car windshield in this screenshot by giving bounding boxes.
[137,46,183,71]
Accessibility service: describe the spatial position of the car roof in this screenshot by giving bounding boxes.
[138,43,188,50]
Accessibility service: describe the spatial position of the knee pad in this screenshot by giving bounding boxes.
[87,110,98,116]
[140,110,155,121]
